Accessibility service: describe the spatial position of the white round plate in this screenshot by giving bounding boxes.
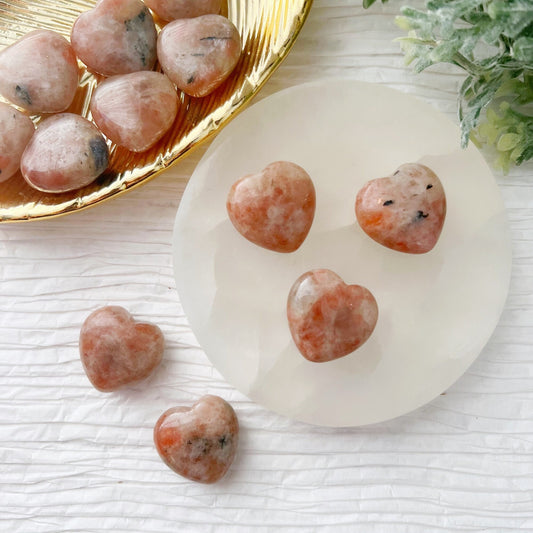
[173,80,511,427]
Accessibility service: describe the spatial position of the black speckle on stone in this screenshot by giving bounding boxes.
[89,137,109,173]
[393,170,400,176]
[15,85,32,106]
[200,35,232,41]
[190,53,205,57]
[426,184,433,189]
[383,200,394,206]
[187,75,195,84]
[219,435,228,449]
[416,210,429,219]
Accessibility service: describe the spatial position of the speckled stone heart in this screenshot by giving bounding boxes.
[0,103,34,183]
[154,395,239,484]
[0,30,79,114]
[226,161,316,253]
[21,113,109,193]
[79,306,164,392]
[90,71,178,152]
[356,163,446,254]
[287,269,378,363]
[71,0,157,77]
[157,14,241,97]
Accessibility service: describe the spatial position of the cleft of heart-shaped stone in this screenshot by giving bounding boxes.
[0,30,79,114]
[287,269,378,363]
[154,395,239,484]
[79,306,164,392]
[71,0,158,77]
[157,14,241,98]
[90,71,179,152]
[355,163,446,254]
[226,161,316,253]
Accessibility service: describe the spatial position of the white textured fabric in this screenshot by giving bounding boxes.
[2,1,532,531]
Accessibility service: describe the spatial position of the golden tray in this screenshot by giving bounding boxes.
[0,0,312,222]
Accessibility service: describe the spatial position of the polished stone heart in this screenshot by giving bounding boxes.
[154,395,239,484]
[145,0,222,21]
[0,103,34,183]
[0,30,79,114]
[287,269,378,363]
[356,163,446,254]
[71,0,157,77]
[21,113,109,193]
[227,161,316,253]
[157,14,241,98]
[91,71,178,152]
[79,306,164,392]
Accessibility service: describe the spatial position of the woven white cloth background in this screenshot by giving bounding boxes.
[2,1,533,531]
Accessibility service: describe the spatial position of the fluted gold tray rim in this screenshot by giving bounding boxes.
[0,0,313,223]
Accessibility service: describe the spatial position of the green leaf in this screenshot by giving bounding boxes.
[512,36,533,64]
[497,132,522,151]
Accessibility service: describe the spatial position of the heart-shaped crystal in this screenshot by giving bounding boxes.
[79,306,165,392]
[227,161,316,253]
[157,14,241,98]
[287,269,378,363]
[0,30,78,114]
[355,163,446,254]
[91,71,178,152]
[154,395,239,483]
[0,103,35,183]
[71,0,157,77]
[21,113,109,193]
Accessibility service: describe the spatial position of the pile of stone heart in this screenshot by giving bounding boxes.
[0,0,240,193]
[227,160,447,363]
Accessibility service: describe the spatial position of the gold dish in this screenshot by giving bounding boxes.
[0,0,312,222]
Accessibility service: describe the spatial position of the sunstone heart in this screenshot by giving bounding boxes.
[226,161,316,253]
[90,71,178,152]
[287,269,378,363]
[154,395,239,484]
[0,30,79,114]
[355,163,446,254]
[71,0,157,77]
[157,14,241,98]
[79,306,164,392]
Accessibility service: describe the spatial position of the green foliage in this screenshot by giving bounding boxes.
[394,0,533,170]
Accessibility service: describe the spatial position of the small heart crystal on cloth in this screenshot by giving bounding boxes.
[79,306,164,392]
[154,395,239,484]
[227,161,316,253]
[355,163,446,254]
[287,269,378,363]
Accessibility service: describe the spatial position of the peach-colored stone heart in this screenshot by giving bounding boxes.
[0,103,34,183]
[287,269,378,363]
[21,113,109,193]
[91,71,179,152]
[0,30,79,114]
[71,0,157,77]
[356,163,446,254]
[79,306,164,392]
[227,161,316,253]
[157,14,241,97]
[154,395,239,484]
[145,0,222,22]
